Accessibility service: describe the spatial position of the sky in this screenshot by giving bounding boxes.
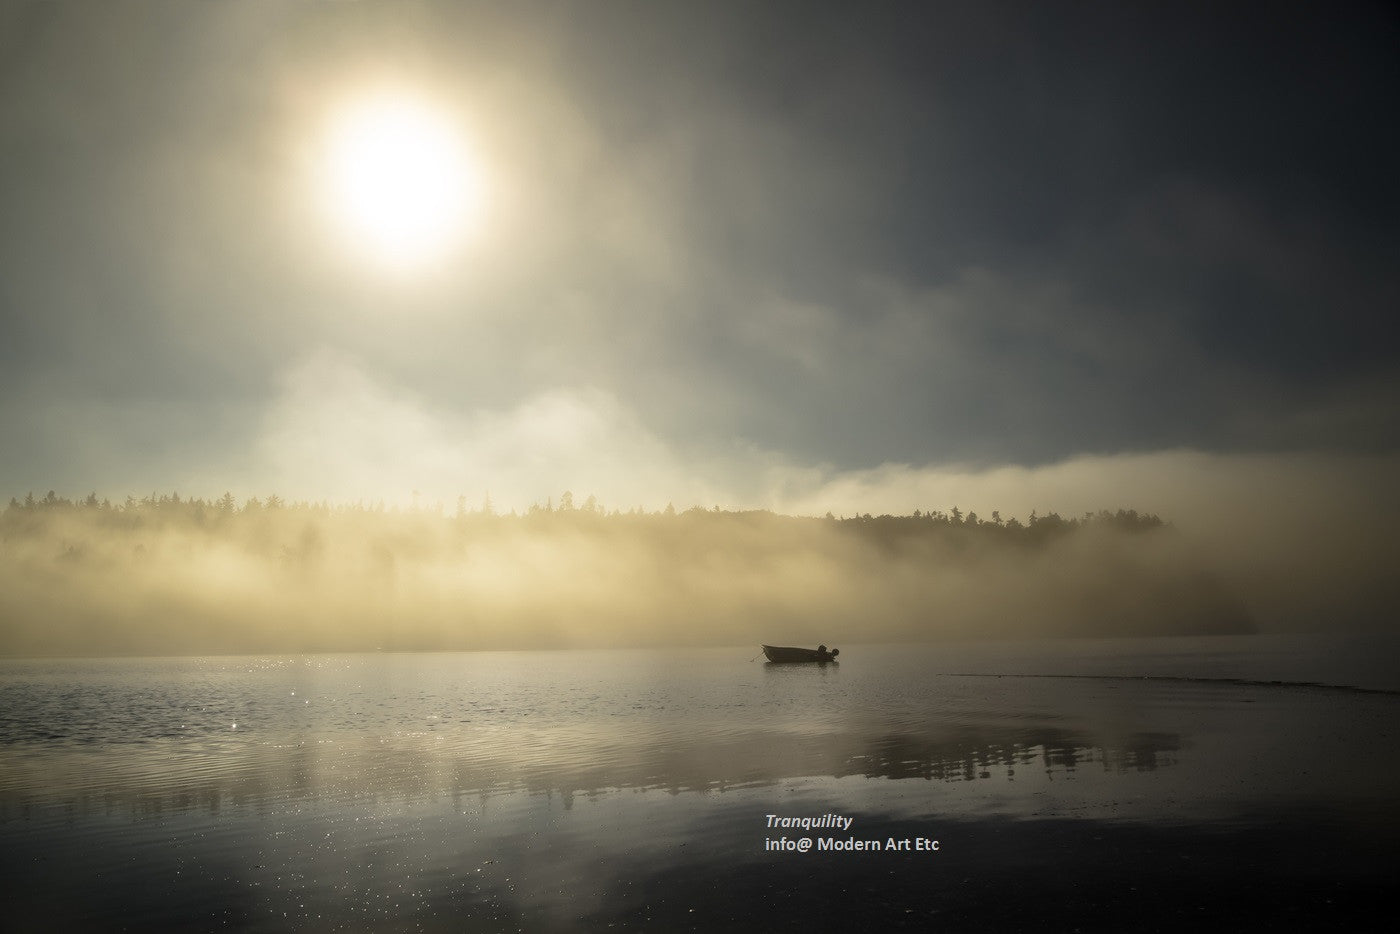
[2,1,1398,526]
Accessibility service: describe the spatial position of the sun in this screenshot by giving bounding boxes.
[318,93,481,269]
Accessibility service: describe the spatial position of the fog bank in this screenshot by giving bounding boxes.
[1,497,1260,656]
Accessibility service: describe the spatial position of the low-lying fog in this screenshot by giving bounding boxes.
[8,490,1383,656]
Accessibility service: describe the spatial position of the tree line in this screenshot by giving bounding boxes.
[3,488,1165,539]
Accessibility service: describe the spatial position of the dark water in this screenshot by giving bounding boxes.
[2,636,1397,931]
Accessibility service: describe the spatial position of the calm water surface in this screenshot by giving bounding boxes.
[2,635,1397,931]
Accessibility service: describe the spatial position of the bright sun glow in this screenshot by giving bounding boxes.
[320,94,481,269]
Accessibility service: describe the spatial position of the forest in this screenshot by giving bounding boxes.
[0,490,1253,655]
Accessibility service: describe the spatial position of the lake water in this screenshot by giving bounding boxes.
[2,635,1398,931]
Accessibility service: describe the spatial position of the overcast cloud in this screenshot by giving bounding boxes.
[2,1,1397,534]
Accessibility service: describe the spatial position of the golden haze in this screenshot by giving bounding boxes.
[0,495,1257,656]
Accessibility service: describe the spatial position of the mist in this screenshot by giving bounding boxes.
[1,493,1266,657]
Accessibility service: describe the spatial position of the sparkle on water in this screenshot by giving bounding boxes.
[1,635,1396,929]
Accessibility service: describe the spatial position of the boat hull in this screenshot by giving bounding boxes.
[761,644,838,664]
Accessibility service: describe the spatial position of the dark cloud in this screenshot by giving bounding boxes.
[1,1,1397,499]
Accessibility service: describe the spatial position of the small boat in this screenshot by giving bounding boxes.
[762,644,839,664]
